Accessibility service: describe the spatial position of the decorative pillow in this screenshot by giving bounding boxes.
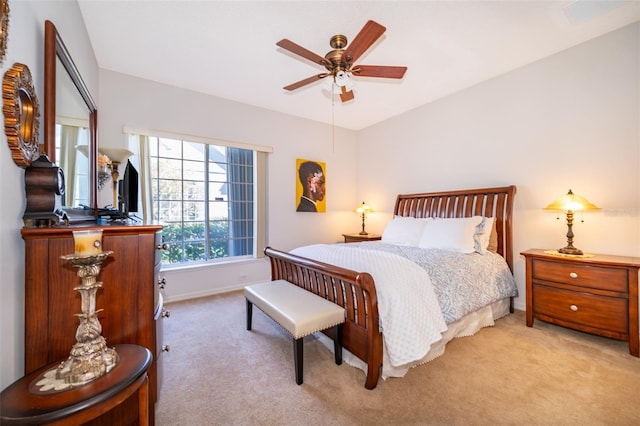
[473,217,496,255]
[418,216,483,253]
[382,216,431,246]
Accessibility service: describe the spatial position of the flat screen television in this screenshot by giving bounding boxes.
[118,160,138,215]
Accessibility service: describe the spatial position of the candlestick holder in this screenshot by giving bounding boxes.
[56,251,119,386]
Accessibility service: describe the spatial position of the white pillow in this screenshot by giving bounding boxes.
[473,217,496,255]
[381,216,431,246]
[418,216,483,253]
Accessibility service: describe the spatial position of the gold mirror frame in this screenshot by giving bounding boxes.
[0,0,8,66]
[2,63,40,168]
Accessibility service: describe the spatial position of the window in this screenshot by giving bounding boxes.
[140,135,265,265]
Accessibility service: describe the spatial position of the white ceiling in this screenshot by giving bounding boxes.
[77,1,640,131]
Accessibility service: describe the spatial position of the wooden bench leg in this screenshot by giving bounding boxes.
[246,299,253,331]
[334,324,343,365]
[293,337,303,385]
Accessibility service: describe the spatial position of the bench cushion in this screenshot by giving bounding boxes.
[244,280,345,339]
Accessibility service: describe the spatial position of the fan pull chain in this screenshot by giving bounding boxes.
[331,81,336,153]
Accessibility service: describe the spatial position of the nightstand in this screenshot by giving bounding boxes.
[342,233,381,243]
[521,248,639,357]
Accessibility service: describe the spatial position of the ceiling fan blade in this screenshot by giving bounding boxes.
[339,85,354,102]
[276,39,329,67]
[344,20,386,64]
[352,65,407,79]
[283,74,328,91]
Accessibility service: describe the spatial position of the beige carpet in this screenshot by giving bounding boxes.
[156,290,640,425]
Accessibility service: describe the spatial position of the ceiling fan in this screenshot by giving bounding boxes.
[276,20,407,102]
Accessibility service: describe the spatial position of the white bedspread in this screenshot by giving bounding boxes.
[291,244,448,367]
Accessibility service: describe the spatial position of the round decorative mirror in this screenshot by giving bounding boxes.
[0,0,8,66]
[3,63,40,168]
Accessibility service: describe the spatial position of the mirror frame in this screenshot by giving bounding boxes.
[44,20,98,212]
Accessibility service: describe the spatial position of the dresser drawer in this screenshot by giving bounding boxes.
[533,284,628,334]
[531,259,628,293]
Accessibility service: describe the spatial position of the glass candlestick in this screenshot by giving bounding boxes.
[56,251,118,386]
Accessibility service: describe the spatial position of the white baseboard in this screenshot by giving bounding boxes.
[163,280,260,304]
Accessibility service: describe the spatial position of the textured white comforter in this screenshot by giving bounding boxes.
[291,244,448,367]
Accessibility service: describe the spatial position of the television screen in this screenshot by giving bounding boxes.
[118,160,139,214]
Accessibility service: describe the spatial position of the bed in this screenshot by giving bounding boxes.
[264,185,517,389]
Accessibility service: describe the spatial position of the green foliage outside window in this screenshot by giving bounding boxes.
[162,220,230,264]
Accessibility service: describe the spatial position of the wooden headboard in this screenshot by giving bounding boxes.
[393,185,517,272]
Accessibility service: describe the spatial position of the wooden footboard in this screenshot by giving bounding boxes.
[264,246,382,389]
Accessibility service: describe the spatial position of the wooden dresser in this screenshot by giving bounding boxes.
[522,248,639,357]
[21,223,166,424]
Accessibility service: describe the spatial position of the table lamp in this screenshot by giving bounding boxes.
[544,189,600,255]
[354,202,374,235]
[98,148,133,207]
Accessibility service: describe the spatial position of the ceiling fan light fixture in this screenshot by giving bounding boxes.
[323,71,354,94]
[334,70,352,87]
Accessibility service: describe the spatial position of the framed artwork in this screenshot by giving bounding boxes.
[295,158,326,213]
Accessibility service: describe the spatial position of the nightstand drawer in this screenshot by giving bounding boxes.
[532,259,628,292]
[533,284,628,334]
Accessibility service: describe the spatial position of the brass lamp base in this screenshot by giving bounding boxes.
[558,246,583,256]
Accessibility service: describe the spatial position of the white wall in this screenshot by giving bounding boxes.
[0,1,98,388]
[357,23,640,311]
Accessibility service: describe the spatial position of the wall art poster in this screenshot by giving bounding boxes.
[295,158,326,213]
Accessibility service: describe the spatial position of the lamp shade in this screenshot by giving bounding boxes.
[98,148,133,164]
[544,189,600,212]
[354,202,373,214]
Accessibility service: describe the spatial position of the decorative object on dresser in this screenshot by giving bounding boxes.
[543,189,600,255]
[22,154,66,227]
[266,185,517,389]
[98,147,134,207]
[354,201,374,235]
[342,233,381,243]
[55,230,118,386]
[21,224,166,425]
[3,62,40,168]
[522,248,639,357]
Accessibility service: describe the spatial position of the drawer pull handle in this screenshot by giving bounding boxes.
[570,304,578,312]
[157,243,169,250]
[162,309,171,318]
[569,272,578,278]
[162,345,171,352]
[158,277,166,289]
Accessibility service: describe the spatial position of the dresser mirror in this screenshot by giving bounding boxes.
[44,20,97,212]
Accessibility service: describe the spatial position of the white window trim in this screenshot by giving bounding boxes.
[122,126,273,153]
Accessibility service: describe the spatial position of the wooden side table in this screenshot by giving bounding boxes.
[521,248,639,357]
[0,344,152,425]
[342,233,381,243]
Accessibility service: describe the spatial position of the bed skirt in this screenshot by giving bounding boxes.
[315,297,512,380]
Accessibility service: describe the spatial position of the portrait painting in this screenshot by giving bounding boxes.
[295,158,326,213]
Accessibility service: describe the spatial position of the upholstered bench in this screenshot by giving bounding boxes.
[244,279,345,385]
